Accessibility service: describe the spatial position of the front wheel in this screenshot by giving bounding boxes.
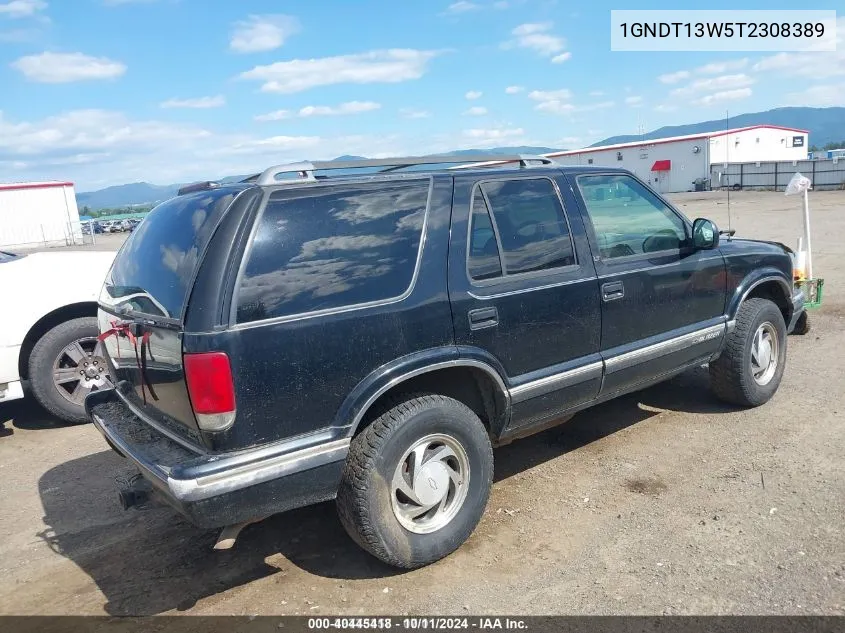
[336,394,493,569]
[709,298,787,407]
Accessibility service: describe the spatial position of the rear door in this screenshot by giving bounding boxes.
[448,172,602,432]
[569,172,727,397]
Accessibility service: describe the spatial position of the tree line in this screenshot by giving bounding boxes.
[79,205,154,218]
[808,141,845,152]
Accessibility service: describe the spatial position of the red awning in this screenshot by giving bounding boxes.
[651,160,671,172]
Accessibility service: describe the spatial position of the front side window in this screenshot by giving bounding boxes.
[577,174,687,259]
[236,179,429,323]
[467,178,575,280]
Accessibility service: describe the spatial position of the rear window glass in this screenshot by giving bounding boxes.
[236,179,430,324]
[102,188,240,320]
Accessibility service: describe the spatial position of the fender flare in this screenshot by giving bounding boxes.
[335,346,510,436]
[727,269,792,322]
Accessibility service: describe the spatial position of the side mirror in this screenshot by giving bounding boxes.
[692,218,720,250]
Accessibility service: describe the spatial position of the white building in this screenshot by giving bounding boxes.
[547,125,809,194]
[0,181,82,249]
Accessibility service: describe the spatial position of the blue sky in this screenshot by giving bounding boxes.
[0,0,842,190]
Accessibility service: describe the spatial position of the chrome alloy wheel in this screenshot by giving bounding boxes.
[751,322,779,386]
[390,433,470,534]
[52,337,108,405]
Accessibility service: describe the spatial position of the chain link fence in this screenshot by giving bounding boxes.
[710,158,845,191]
[0,220,97,250]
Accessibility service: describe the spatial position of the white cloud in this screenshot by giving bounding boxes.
[747,17,845,80]
[696,58,748,74]
[625,95,643,107]
[671,73,754,98]
[254,101,381,121]
[535,100,575,114]
[528,89,572,101]
[299,101,381,117]
[589,90,604,97]
[787,83,845,106]
[692,88,752,107]
[462,127,525,145]
[657,70,690,84]
[445,1,479,13]
[0,109,210,157]
[254,110,291,122]
[10,52,126,83]
[239,49,440,94]
[399,108,431,119]
[230,14,300,53]
[655,104,678,113]
[160,95,225,109]
[465,90,483,100]
[505,85,523,94]
[551,52,571,63]
[0,0,46,18]
[753,50,845,80]
[463,106,488,116]
[507,22,568,59]
[0,107,414,189]
[530,88,613,115]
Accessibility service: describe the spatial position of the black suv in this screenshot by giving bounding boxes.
[86,155,805,568]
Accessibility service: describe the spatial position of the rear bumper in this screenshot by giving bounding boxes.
[85,389,349,528]
[787,288,806,333]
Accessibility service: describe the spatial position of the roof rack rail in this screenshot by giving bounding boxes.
[250,154,556,186]
[447,154,557,170]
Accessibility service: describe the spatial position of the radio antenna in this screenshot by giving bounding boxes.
[725,109,732,238]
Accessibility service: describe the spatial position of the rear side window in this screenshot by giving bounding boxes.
[103,188,240,320]
[468,178,575,280]
[236,179,430,323]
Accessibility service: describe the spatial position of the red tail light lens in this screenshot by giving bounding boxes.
[184,352,236,431]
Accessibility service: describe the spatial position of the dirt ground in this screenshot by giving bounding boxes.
[0,190,843,616]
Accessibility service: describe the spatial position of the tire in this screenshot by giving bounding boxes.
[28,317,107,424]
[336,394,493,569]
[791,311,811,336]
[709,298,787,407]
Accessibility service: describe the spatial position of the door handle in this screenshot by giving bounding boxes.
[468,307,498,330]
[601,281,625,302]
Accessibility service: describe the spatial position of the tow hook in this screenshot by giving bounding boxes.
[116,474,152,510]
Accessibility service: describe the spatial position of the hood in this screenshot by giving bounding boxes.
[720,237,793,257]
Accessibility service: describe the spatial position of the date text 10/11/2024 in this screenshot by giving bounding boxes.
[307,618,528,630]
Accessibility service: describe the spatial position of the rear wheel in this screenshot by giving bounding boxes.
[28,317,108,424]
[710,298,787,407]
[336,394,493,568]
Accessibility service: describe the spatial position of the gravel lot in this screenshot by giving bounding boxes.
[0,190,843,616]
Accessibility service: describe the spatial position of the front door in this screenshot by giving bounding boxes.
[569,172,727,396]
[448,173,602,432]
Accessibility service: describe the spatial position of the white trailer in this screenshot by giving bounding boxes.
[547,125,809,194]
[0,181,82,249]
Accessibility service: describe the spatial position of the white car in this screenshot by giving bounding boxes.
[0,249,116,423]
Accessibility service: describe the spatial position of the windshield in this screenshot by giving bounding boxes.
[101,187,244,321]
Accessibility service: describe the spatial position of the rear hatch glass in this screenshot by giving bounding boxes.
[98,187,245,444]
[101,187,243,321]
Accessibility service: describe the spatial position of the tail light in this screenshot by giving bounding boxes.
[184,352,236,432]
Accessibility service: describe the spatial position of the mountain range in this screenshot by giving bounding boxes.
[593,107,845,147]
[76,107,845,210]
